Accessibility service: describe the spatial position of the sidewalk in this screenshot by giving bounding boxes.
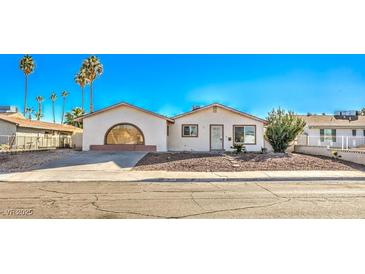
[1,169,365,182]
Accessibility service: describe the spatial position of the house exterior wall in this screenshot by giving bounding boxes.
[167,107,265,152]
[0,120,16,146]
[0,120,16,136]
[16,127,48,136]
[82,105,168,151]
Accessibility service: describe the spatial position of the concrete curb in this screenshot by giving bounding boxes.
[1,170,365,183]
[2,176,365,183]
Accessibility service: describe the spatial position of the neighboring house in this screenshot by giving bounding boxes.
[78,102,267,152]
[297,111,365,148]
[0,111,82,149]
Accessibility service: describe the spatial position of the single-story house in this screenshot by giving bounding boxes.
[0,111,82,149]
[297,111,365,148]
[78,102,267,152]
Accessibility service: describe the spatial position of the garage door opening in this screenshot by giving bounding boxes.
[105,123,145,145]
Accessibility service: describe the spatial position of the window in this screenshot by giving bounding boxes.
[352,129,357,136]
[233,125,256,144]
[105,124,144,145]
[167,125,169,136]
[363,130,365,137]
[320,129,336,142]
[182,124,198,137]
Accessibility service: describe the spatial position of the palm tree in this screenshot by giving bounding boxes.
[74,69,88,112]
[50,92,57,123]
[34,111,42,120]
[82,56,103,112]
[60,90,69,124]
[19,55,36,115]
[64,107,85,128]
[25,107,34,120]
[35,95,44,120]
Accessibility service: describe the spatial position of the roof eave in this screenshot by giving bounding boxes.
[76,102,175,123]
[172,103,267,124]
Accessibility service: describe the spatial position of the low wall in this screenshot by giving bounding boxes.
[294,145,365,166]
[72,132,83,149]
[90,144,157,152]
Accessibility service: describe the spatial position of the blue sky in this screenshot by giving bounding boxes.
[1,54,365,123]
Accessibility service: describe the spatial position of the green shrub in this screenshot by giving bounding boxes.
[231,144,246,154]
[265,108,306,153]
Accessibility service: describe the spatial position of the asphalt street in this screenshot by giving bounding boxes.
[1,180,365,218]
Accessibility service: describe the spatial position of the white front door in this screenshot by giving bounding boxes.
[210,125,224,150]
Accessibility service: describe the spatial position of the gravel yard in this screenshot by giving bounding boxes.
[0,149,75,173]
[133,152,365,172]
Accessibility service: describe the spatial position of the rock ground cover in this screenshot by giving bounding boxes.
[0,149,75,173]
[133,152,365,172]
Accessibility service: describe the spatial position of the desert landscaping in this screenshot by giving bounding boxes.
[134,152,365,172]
[2,150,365,174]
[0,149,75,173]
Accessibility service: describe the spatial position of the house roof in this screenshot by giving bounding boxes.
[297,115,365,129]
[172,103,267,123]
[76,102,175,123]
[0,114,82,133]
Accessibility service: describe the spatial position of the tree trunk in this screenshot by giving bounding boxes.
[52,102,55,124]
[23,75,28,115]
[82,86,85,112]
[37,102,41,120]
[61,98,65,124]
[90,81,93,113]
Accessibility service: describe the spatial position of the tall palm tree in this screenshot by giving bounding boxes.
[82,56,103,113]
[35,95,44,120]
[74,69,88,112]
[19,55,36,115]
[64,107,85,128]
[25,107,34,120]
[60,90,69,124]
[50,92,57,123]
[34,111,42,121]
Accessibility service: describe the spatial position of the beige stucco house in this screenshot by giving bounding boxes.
[78,102,267,152]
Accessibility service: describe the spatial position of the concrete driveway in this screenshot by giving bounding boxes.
[41,151,147,171]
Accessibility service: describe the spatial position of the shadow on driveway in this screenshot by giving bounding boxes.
[41,151,147,171]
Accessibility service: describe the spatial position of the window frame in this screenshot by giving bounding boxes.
[181,124,199,137]
[233,125,257,145]
[320,128,336,142]
[104,123,145,145]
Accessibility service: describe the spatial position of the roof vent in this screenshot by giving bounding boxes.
[192,105,201,111]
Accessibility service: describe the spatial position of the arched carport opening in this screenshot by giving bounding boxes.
[104,123,145,145]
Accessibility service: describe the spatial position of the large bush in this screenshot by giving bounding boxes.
[265,108,306,153]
